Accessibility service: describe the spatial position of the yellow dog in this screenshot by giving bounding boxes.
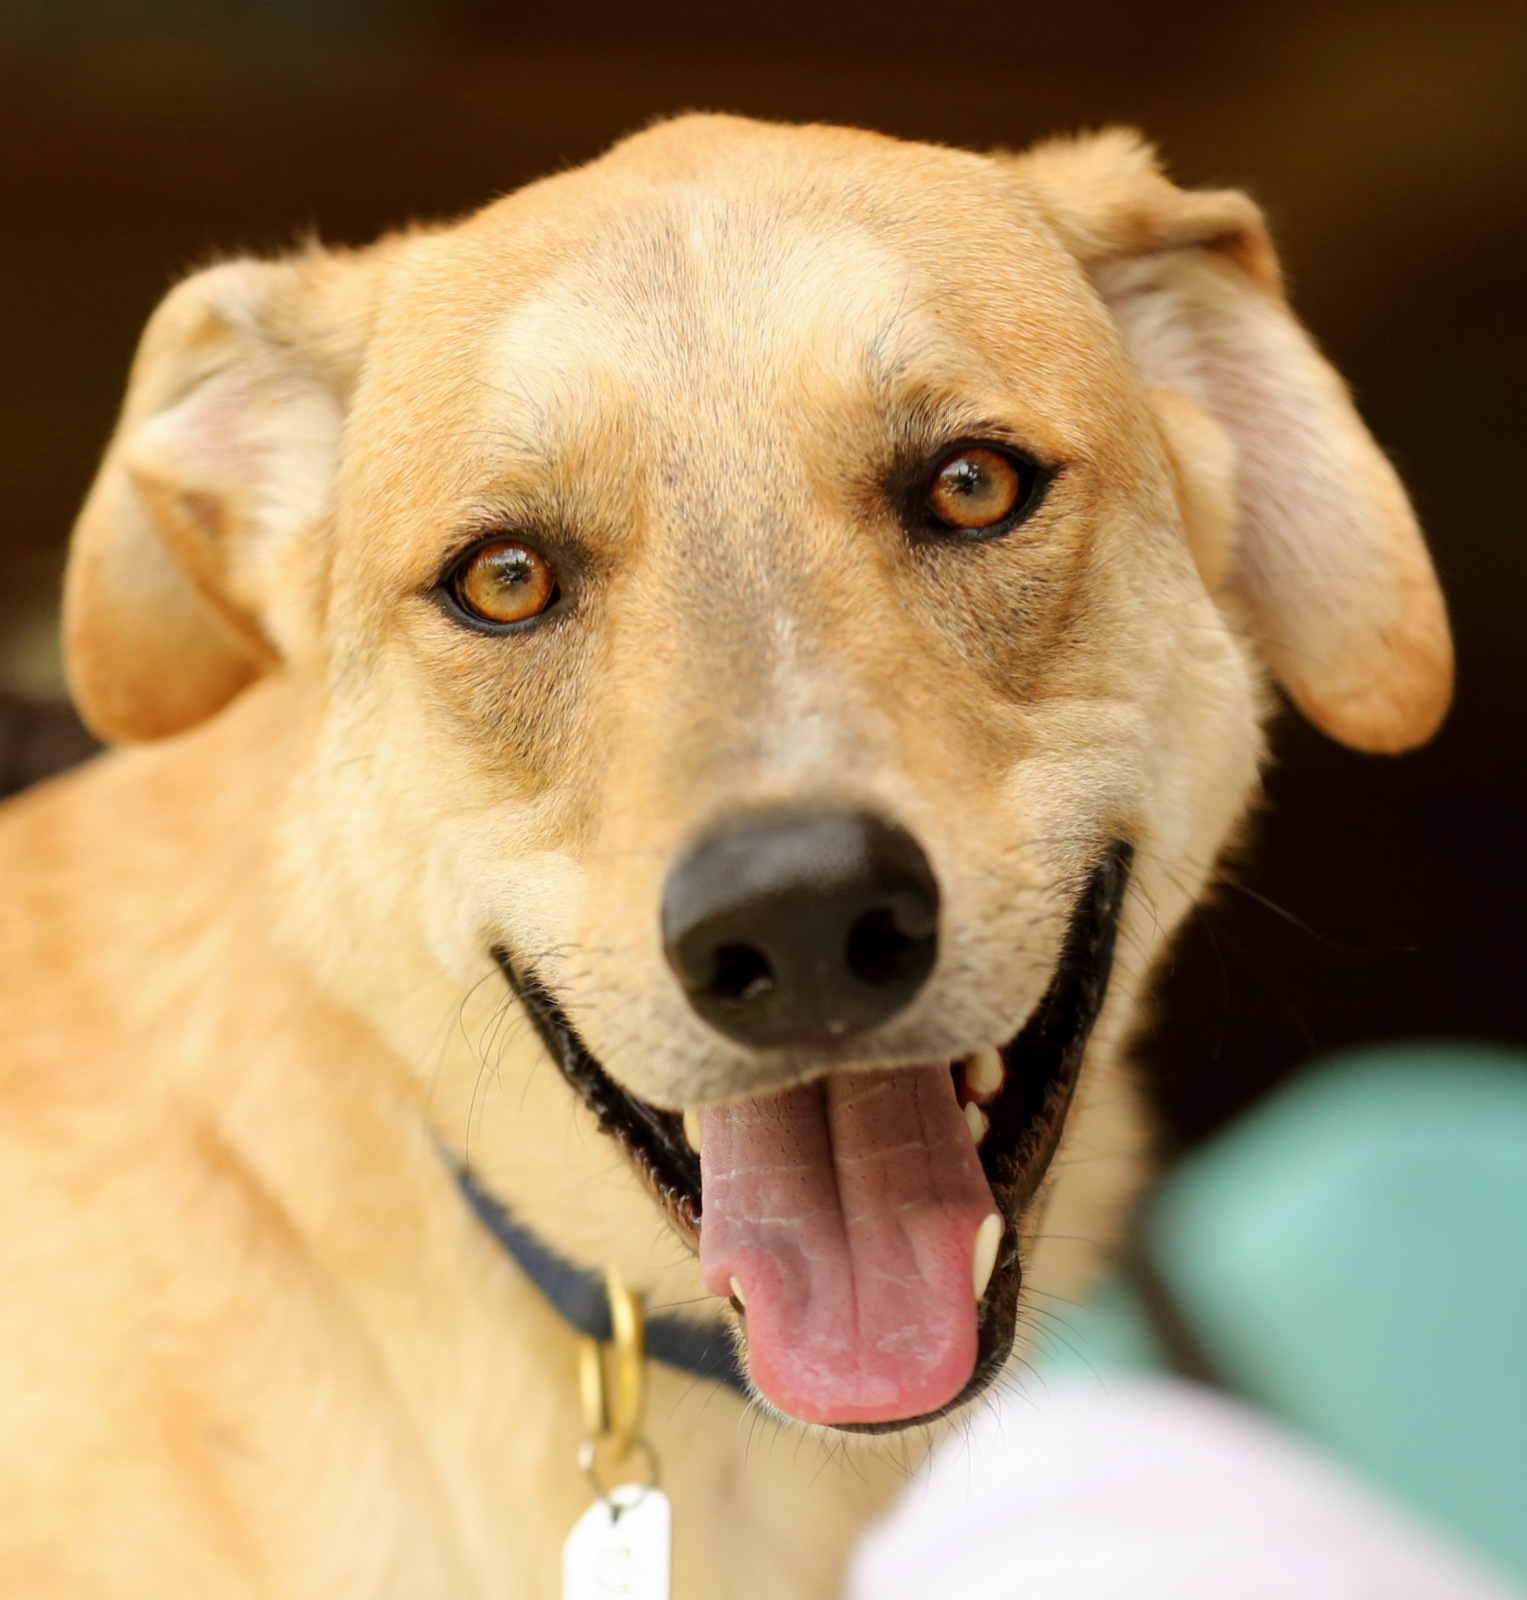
[0,116,1448,1597]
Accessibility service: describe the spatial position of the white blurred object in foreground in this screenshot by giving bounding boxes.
[847,1375,1524,1600]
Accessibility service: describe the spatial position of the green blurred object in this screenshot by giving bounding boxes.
[1028,1273,1169,1380]
[1151,1043,1527,1583]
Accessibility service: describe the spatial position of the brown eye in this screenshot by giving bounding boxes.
[928,447,1025,531]
[453,540,557,626]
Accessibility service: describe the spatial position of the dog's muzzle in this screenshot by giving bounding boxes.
[486,838,1132,1433]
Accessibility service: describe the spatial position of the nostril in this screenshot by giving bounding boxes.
[845,907,933,988]
[707,943,775,1006]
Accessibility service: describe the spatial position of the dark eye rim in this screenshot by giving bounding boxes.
[903,439,1056,543]
[434,533,567,636]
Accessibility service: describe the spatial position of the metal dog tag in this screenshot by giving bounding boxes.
[563,1483,672,1600]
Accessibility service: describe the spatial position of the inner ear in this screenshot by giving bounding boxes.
[1008,131,1452,754]
[123,457,283,669]
[1148,389,1237,595]
[63,469,267,743]
[64,255,352,743]
[116,358,338,668]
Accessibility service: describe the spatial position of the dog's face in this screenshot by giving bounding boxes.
[64,118,1450,1430]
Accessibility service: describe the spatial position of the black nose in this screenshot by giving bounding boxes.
[661,807,939,1048]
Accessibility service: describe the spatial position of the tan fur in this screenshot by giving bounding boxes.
[3,117,1448,1597]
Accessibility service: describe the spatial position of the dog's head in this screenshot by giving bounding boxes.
[64,117,1450,1430]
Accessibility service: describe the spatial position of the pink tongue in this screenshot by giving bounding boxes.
[699,1065,998,1425]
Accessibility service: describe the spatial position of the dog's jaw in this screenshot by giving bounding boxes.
[491,840,1131,1432]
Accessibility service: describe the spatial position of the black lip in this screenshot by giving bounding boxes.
[491,839,1132,1433]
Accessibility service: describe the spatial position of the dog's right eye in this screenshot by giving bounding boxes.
[449,540,558,627]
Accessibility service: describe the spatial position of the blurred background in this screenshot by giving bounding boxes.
[2,0,1521,1149]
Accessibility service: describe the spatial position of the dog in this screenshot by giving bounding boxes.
[0,115,1450,1597]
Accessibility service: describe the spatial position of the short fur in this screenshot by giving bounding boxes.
[0,116,1449,1597]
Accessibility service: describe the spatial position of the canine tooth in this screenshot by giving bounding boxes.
[729,1276,746,1308]
[965,1046,1005,1101]
[964,1100,989,1146]
[683,1107,703,1153]
[972,1213,1003,1301]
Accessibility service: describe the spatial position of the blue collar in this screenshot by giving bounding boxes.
[454,1164,750,1399]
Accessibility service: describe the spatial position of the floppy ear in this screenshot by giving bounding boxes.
[63,251,361,742]
[1012,130,1452,754]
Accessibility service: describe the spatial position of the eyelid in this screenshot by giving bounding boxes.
[437,524,588,584]
[930,438,1041,473]
[442,529,534,577]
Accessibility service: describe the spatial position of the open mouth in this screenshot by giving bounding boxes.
[492,839,1131,1432]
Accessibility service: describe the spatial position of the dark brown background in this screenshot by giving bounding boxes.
[2,0,1522,1149]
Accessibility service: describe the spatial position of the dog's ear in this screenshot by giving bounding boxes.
[63,251,365,742]
[1011,129,1452,753]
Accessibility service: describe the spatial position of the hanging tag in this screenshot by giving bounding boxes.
[563,1482,672,1600]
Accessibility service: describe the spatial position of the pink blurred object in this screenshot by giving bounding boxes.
[847,1375,1523,1600]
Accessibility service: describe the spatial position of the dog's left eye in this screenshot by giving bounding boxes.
[450,541,558,626]
[926,446,1032,532]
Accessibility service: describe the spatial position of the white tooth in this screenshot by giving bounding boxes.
[683,1107,703,1153]
[965,1046,1005,1101]
[972,1213,1003,1301]
[729,1276,746,1308]
[964,1099,989,1146]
